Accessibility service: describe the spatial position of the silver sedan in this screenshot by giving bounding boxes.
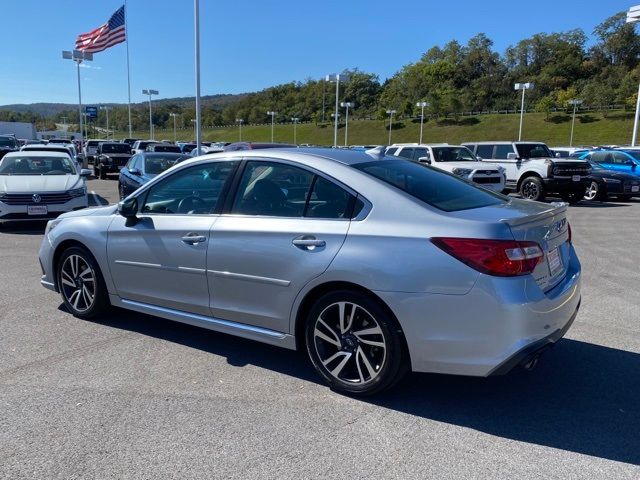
[38,148,581,395]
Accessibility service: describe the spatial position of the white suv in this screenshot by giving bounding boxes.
[463,141,591,203]
[385,143,506,193]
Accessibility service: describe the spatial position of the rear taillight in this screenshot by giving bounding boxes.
[431,237,544,277]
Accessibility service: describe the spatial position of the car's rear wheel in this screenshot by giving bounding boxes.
[57,246,109,319]
[305,290,407,396]
[519,176,545,202]
[584,181,601,201]
[99,166,106,180]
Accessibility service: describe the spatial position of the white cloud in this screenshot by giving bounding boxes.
[79,64,102,70]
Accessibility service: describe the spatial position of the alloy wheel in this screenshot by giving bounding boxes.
[522,181,539,199]
[313,301,387,385]
[60,254,96,313]
[584,181,599,200]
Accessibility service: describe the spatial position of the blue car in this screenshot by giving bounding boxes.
[575,149,640,176]
[118,152,190,199]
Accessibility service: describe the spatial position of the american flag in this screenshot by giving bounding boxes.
[75,6,126,54]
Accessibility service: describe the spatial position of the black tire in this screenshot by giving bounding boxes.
[56,246,110,320]
[99,166,106,180]
[304,290,408,396]
[93,164,99,177]
[519,176,545,202]
[583,181,602,201]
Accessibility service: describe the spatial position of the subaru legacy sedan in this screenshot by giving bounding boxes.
[38,149,581,395]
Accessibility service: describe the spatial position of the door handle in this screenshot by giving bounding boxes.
[181,233,207,245]
[292,236,326,250]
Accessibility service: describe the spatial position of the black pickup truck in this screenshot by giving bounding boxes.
[94,142,132,179]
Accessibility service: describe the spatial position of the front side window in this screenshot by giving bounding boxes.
[612,152,633,165]
[144,154,184,175]
[232,161,314,217]
[622,150,640,161]
[515,143,553,159]
[354,160,505,212]
[413,148,429,160]
[494,145,513,159]
[141,161,237,215]
[385,147,398,156]
[0,156,75,175]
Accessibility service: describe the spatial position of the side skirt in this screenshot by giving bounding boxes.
[109,294,297,350]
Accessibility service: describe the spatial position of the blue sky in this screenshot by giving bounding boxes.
[0,0,634,106]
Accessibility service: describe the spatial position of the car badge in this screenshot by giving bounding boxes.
[32,194,42,203]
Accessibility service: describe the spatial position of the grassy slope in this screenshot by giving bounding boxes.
[121,110,636,147]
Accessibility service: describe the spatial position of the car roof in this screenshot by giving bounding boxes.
[5,150,70,158]
[140,152,188,158]
[22,144,71,150]
[464,141,547,145]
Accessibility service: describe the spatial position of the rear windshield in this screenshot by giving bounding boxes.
[101,144,131,153]
[354,159,506,212]
[515,143,552,159]
[151,145,181,152]
[0,156,76,175]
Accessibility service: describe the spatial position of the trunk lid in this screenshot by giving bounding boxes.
[501,199,570,292]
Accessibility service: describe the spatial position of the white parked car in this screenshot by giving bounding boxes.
[0,151,90,222]
[21,143,83,168]
[385,143,506,193]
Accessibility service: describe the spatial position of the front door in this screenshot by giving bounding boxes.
[107,161,238,315]
[207,160,354,333]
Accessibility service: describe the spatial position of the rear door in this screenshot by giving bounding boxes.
[207,159,354,333]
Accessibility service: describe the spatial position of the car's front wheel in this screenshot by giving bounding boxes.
[57,246,109,319]
[519,176,545,202]
[98,165,107,180]
[584,181,602,201]
[305,290,407,396]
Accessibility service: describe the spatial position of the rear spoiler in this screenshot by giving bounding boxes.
[499,201,567,227]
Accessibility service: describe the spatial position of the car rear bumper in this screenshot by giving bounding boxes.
[375,243,581,376]
[0,196,88,221]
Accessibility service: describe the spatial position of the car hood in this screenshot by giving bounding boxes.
[59,204,117,220]
[0,174,81,193]
[438,161,501,171]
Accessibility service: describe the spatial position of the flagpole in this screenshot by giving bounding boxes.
[125,0,132,137]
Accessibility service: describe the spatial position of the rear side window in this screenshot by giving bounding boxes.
[354,160,505,212]
[397,148,414,159]
[386,147,398,156]
[476,145,494,159]
[494,145,513,159]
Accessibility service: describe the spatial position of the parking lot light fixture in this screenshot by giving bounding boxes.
[386,109,397,145]
[416,101,429,144]
[267,111,277,143]
[169,113,178,143]
[62,49,93,141]
[236,118,244,141]
[100,106,112,139]
[340,102,354,146]
[627,6,640,146]
[568,99,583,147]
[326,74,350,148]
[514,82,533,141]
[290,117,300,145]
[142,89,159,140]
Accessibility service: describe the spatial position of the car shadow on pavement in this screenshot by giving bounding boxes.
[0,221,47,234]
[572,202,631,208]
[86,306,639,466]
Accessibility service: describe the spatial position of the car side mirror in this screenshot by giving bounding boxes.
[118,197,138,219]
[476,155,483,161]
[80,169,92,177]
[555,152,562,158]
[507,152,519,160]
[418,156,431,164]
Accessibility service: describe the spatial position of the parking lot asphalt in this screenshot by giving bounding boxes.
[1,178,639,479]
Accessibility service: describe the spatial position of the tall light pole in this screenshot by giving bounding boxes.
[267,111,277,143]
[627,5,640,146]
[326,73,349,147]
[416,101,429,144]
[340,102,354,146]
[568,99,583,147]
[142,89,159,140]
[194,0,202,154]
[236,118,244,141]
[100,106,112,139]
[62,49,93,141]
[386,109,396,145]
[291,117,300,144]
[514,82,533,141]
[169,113,178,143]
